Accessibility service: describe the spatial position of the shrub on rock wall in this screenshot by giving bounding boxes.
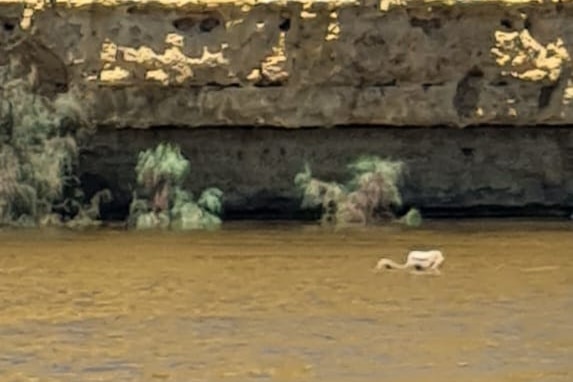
[0,64,110,228]
[294,156,422,227]
[128,143,223,230]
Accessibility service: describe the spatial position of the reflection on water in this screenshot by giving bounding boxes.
[0,220,572,381]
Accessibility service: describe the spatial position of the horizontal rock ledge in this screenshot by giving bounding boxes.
[90,85,567,128]
[2,0,573,128]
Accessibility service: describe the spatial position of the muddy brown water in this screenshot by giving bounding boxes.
[0,220,572,382]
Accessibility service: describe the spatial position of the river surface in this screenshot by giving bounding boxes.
[0,220,571,382]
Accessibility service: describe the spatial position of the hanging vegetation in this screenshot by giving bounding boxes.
[0,64,110,228]
[294,156,422,227]
[128,143,224,230]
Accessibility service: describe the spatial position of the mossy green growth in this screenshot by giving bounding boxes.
[294,156,422,227]
[128,143,223,230]
[135,141,190,191]
[0,65,110,228]
[398,207,422,227]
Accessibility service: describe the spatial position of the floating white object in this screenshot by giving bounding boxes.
[374,250,445,274]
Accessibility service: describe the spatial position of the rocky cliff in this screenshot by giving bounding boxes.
[2,0,573,219]
[2,0,573,128]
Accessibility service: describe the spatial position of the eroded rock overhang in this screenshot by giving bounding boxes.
[2,0,573,129]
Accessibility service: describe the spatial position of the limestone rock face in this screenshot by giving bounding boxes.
[2,0,573,128]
